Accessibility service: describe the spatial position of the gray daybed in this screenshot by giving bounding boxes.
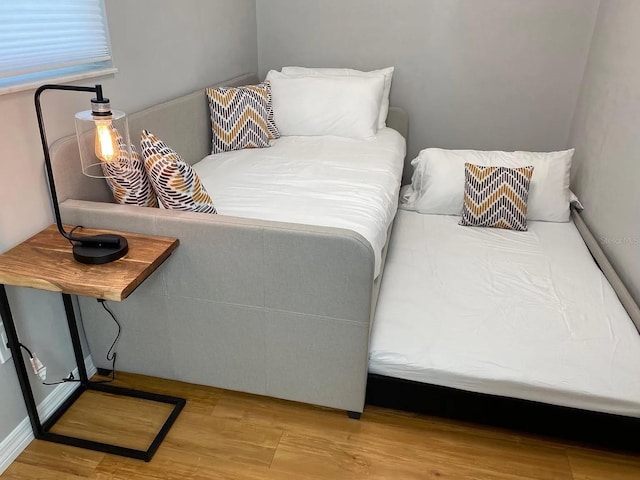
[50,73,409,416]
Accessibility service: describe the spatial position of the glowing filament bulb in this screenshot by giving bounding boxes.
[94,120,118,162]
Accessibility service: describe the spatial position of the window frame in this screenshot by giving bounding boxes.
[0,0,117,96]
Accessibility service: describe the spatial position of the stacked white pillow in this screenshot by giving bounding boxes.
[265,66,394,139]
[281,66,394,129]
[401,148,575,222]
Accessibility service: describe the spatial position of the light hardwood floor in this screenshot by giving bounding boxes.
[3,372,640,479]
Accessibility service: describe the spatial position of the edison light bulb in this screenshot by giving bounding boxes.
[94,120,118,163]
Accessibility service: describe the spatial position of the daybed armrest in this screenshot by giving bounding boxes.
[60,199,375,322]
[62,199,376,412]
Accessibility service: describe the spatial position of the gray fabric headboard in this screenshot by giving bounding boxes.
[49,73,411,203]
[126,73,259,165]
[49,73,259,204]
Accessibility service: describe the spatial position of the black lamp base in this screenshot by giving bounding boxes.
[72,234,128,265]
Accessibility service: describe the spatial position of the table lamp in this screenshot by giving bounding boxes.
[35,84,129,264]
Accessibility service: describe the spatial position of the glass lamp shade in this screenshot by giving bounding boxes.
[74,109,131,178]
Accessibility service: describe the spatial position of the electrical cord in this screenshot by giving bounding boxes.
[17,298,121,385]
[91,298,121,383]
[19,343,34,358]
[19,343,77,385]
[42,372,79,386]
[99,299,121,364]
[66,225,84,246]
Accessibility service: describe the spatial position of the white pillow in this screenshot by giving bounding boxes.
[266,70,384,139]
[401,148,574,222]
[281,66,394,129]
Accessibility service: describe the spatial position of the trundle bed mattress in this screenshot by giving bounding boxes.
[369,210,640,418]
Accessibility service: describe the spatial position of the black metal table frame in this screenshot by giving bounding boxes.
[0,285,185,462]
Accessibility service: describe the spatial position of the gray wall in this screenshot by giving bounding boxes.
[257,0,599,181]
[0,0,257,444]
[569,0,640,303]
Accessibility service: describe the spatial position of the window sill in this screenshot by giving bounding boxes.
[0,67,118,97]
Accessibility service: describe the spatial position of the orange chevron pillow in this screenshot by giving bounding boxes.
[102,129,158,207]
[459,163,534,231]
[206,82,279,154]
[140,130,217,213]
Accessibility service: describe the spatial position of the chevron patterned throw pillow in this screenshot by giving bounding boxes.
[206,82,279,154]
[459,163,534,231]
[102,129,158,207]
[140,130,217,213]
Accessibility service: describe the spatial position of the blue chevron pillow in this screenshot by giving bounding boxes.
[206,83,279,154]
[459,163,534,231]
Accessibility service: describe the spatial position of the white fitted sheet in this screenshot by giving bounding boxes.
[369,211,640,417]
[193,128,406,277]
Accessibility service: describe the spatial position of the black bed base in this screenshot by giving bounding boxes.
[366,373,640,452]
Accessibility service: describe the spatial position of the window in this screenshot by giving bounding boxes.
[0,0,116,94]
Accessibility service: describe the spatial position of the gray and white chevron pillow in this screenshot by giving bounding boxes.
[206,82,279,154]
[459,163,534,231]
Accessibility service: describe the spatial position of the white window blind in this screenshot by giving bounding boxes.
[0,0,113,90]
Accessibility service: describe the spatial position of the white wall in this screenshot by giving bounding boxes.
[569,0,640,303]
[0,0,257,443]
[257,0,599,181]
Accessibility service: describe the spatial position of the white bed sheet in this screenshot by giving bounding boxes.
[369,211,640,417]
[193,128,406,277]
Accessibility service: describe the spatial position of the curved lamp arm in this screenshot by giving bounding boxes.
[34,84,128,263]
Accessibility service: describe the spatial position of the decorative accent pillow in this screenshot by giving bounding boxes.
[459,164,534,231]
[265,70,384,138]
[261,82,280,140]
[280,66,394,129]
[101,130,158,207]
[205,82,278,154]
[400,148,574,222]
[140,130,217,213]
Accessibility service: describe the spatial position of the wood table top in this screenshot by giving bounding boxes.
[0,225,179,301]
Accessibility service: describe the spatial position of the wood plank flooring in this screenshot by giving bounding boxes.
[3,372,640,479]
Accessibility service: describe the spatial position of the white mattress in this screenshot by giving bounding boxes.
[193,128,406,277]
[369,211,640,417]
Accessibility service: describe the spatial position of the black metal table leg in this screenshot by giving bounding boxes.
[61,293,89,384]
[0,284,44,438]
[0,285,185,462]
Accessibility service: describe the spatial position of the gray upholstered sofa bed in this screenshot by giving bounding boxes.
[50,73,409,416]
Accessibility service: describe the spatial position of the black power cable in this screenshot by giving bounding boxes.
[19,343,78,385]
[19,343,34,358]
[93,298,121,383]
[17,299,121,385]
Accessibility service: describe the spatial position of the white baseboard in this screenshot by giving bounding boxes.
[0,355,96,475]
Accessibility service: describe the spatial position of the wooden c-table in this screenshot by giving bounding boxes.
[0,225,183,461]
